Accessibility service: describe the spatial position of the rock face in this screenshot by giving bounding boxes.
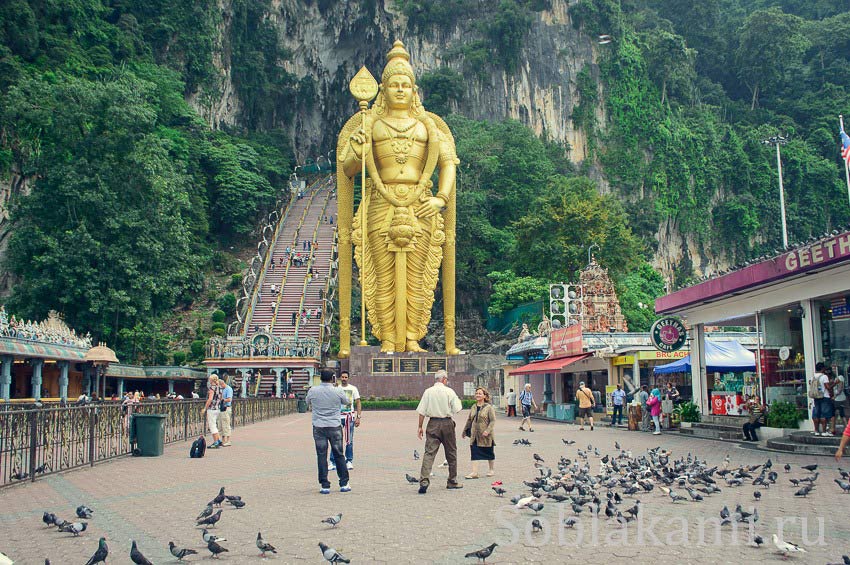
[198,0,599,164]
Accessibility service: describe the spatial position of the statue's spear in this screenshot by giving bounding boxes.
[348,67,378,347]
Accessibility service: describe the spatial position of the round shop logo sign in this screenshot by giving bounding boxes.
[650,317,688,352]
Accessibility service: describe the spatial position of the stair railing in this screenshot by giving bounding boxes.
[293,186,333,339]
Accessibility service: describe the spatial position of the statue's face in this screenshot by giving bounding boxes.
[384,74,414,110]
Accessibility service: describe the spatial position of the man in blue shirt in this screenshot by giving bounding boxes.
[219,379,234,447]
[611,384,626,427]
[306,370,352,494]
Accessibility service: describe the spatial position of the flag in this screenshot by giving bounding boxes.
[842,126,850,165]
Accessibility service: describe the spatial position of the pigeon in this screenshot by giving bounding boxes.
[76,505,94,519]
[209,487,226,507]
[784,464,791,473]
[752,535,764,547]
[531,519,543,532]
[801,464,818,472]
[720,506,730,520]
[414,449,420,460]
[226,498,246,509]
[85,537,109,565]
[34,463,48,474]
[322,513,343,528]
[207,540,229,559]
[773,534,807,557]
[130,540,153,565]
[224,495,241,502]
[197,509,222,527]
[515,496,537,509]
[256,532,277,557]
[492,487,507,496]
[319,542,351,563]
[405,473,419,484]
[533,453,545,463]
[835,479,850,493]
[197,504,214,521]
[563,517,578,528]
[202,529,226,543]
[59,521,88,536]
[794,485,812,497]
[615,441,621,450]
[753,490,762,500]
[562,439,575,445]
[168,542,198,561]
[464,543,497,563]
[528,502,544,514]
[10,470,28,480]
[42,512,57,527]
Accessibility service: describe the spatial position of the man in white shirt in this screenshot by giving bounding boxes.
[334,371,361,470]
[416,370,463,494]
[812,362,834,436]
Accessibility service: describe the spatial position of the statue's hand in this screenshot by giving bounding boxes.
[349,127,369,160]
[415,196,445,218]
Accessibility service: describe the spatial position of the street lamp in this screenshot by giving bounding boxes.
[587,243,599,265]
[763,135,789,249]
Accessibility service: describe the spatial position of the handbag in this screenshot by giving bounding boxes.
[463,406,479,438]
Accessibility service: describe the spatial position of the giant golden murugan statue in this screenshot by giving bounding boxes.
[336,40,460,357]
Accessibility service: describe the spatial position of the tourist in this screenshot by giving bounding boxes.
[611,384,626,427]
[834,365,848,434]
[638,385,651,432]
[203,375,223,449]
[462,387,496,479]
[416,369,463,494]
[305,369,351,494]
[742,396,767,442]
[576,381,595,431]
[219,378,234,447]
[505,388,516,417]
[291,312,297,326]
[664,382,681,406]
[647,388,662,435]
[835,418,850,460]
[335,371,361,470]
[271,301,277,312]
[518,383,536,432]
[811,361,833,436]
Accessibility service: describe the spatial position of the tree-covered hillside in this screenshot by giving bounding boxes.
[1,0,848,359]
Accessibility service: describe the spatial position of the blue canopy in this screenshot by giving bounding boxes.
[653,339,756,375]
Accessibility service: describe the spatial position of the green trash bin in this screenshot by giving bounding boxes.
[563,403,576,422]
[556,404,568,420]
[297,399,308,413]
[546,403,556,418]
[131,414,166,456]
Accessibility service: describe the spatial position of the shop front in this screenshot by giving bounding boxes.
[655,230,850,428]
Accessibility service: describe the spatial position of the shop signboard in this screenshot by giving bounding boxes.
[650,317,688,353]
[637,350,689,360]
[550,325,583,358]
[605,385,616,415]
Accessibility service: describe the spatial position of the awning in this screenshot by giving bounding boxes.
[510,353,592,376]
[654,339,755,375]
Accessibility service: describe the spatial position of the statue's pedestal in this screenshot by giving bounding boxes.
[342,346,471,398]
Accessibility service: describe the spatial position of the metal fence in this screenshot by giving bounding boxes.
[0,398,295,489]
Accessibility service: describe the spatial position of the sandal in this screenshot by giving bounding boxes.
[486,471,495,477]
[465,473,479,479]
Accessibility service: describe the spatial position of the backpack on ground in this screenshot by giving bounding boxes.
[190,435,206,458]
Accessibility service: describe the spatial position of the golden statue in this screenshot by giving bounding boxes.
[336,40,460,356]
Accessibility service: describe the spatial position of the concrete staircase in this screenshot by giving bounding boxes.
[767,431,844,457]
[678,415,744,441]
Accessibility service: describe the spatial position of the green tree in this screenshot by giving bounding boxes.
[418,67,464,115]
[511,176,644,282]
[617,262,666,331]
[735,8,810,110]
[486,270,549,316]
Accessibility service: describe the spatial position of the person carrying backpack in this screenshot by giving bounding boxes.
[518,383,537,432]
[810,362,833,436]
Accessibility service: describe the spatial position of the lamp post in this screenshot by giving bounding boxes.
[83,342,119,399]
[587,243,599,265]
[763,135,789,249]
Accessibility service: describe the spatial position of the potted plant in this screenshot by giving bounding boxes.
[766,400,803,429]
[674,402,701,427]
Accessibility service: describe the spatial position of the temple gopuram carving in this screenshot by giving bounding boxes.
[579,258,628,333]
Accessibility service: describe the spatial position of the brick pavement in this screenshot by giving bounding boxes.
[1,410,849,563]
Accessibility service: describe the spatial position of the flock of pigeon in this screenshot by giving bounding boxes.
[453,437,850,563]
[36,487,350,563]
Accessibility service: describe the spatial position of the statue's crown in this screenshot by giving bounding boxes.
[382,40,415,85]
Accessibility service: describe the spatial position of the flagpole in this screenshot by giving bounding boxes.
[842,115,850,209]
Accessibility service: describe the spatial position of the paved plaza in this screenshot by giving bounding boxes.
[1,410,849,563]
